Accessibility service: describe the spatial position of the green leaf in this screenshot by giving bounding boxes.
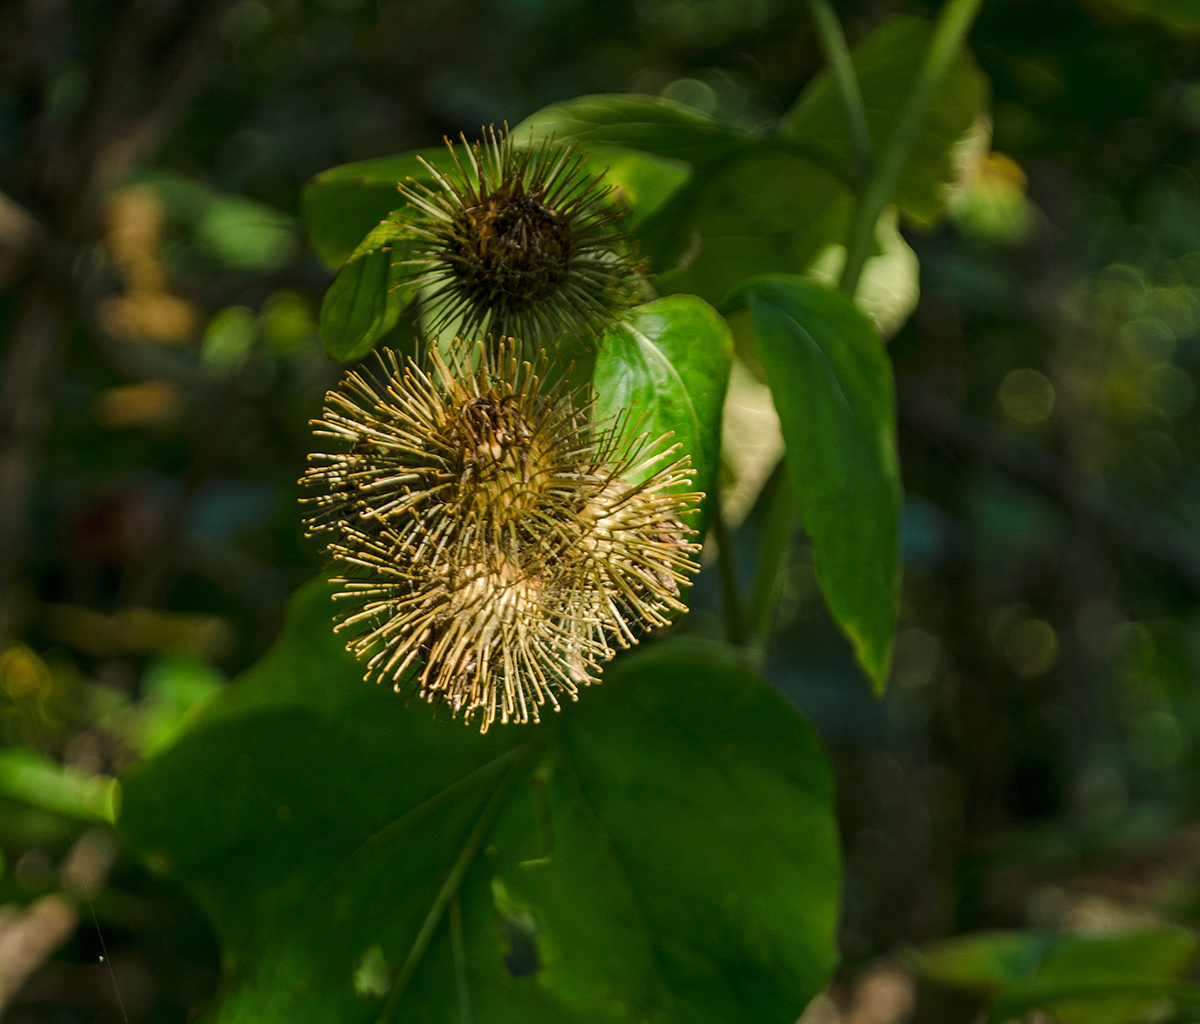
[514,94,860,302]
[119,578,840,1024]
[593,296,733,534]
[991,979,1200,1024]
[912,927,1200,1024]
[910,930,1059,992]
[514,94,750,169]
[0,748,119,823]
[781,15,989,226]
[652,149,854,307]
[302,148,443,269]
[738,276,900,690]
[805,207,920,340]
[568,144,692,230]
[318,216,420,362]
[1106,0,1200,32]
[1031,929,1200,1024]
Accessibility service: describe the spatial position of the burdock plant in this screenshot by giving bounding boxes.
[397,126,642,350]
[303,342,701,731]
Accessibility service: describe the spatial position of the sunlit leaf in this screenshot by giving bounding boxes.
[318,215,419,362]
[653,149,854,307]
[119,578,841,1024]
[302,149,442,269]
[516,93,856,299]
[913,927,1200,1024]
[737,275,900,690]
[515,94,749,169]
[593,296,733,533]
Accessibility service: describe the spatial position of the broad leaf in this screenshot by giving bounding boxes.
[302,148,443,269]
[569,144,692,229]
[652,150,854,307]
[516,94,856,288]
[913,927,1200,1024]
[318,216,420,362]
[1029,929,1200,1024]
[806,207,920,340]
[781,15,989,226]
[738,276,900,690]
[515,94,750,170]
[593,296,733,534]
[1106,0,1200,32]
[120,578,840,1024]
[911,930,1056,992]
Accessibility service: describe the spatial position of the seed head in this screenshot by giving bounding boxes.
[397,127,642,351]
[302,341,701,731]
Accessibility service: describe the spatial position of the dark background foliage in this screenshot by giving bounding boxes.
[3,0,1200,1020]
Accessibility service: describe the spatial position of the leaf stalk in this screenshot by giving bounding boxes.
[838,0,984,295]
[806,0,873,182]
[712,495,747,646]
[747,463,796,660]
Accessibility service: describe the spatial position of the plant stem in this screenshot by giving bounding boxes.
[838,0,984,295]
[806,0,873,182]
[747,464,796,659]
[376,750,528,1024]
[712,499,747,646]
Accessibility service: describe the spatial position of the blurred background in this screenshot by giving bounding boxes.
[2,0,1200,1019]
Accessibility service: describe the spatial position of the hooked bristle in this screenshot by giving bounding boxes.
[397,126,644,351]
[302,340,701,731]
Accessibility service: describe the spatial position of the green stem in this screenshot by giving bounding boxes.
[712,498,746,646]
[807,0,872,181]
[838,0,984,295]
[747,463,795,657]
[376,750,529,1024]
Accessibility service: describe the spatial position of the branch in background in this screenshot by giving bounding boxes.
[0,0,238,645]
[83,0,239,217]
[0,830,117,1014]
[0,284,60,644]
[0,188,42,285]
[897,376,1200,595]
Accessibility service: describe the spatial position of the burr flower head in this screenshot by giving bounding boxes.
[397,127,641,350]
[302,341,701,731]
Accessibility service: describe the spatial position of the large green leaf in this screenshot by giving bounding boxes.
[514,94,750,170]
[1106,0,1200,32]
[593,296,733,534]
[781,15,989,227]
[318,216,421,362]
[119,578,840,1024]
[911,930,1057,992]
[569,144,692,229]
[302,149,443,269]
[913,927,1200,1024]
[652,150,854,307]
[516,94,857,303]
[737,276,900,691]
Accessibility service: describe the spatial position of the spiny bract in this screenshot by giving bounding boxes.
[397,126,641,351]
[302,342,701,731]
